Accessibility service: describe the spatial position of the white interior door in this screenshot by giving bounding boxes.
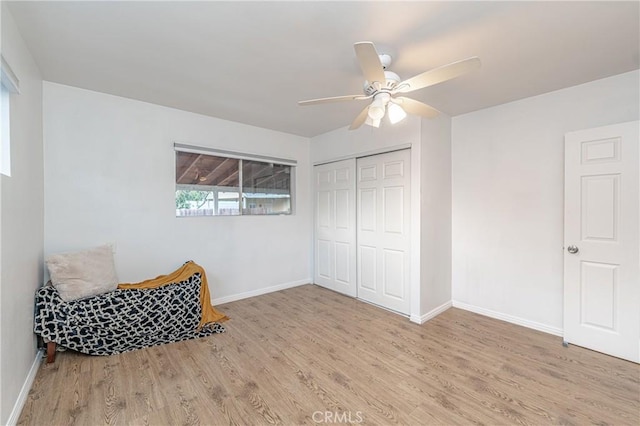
[564,121,639,363]
[357,150,411,314]
[314,159,357,297]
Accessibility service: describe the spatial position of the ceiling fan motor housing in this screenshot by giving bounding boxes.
[363,70,401,95]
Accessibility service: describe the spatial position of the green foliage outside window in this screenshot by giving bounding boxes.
[175,190,210,209]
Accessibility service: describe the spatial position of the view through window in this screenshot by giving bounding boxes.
[1,55,19,177]
[175,150,292,216]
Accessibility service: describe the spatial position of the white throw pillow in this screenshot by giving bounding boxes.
[46,244,119,301]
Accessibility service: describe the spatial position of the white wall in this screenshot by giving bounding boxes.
[451,70,640,334]
[43,82,312,302]
[420,115,452,316]
[0,4,44,424]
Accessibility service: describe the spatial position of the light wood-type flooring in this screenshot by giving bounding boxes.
[18,284,640,425]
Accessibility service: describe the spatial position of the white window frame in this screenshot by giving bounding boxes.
[1,55,20,177]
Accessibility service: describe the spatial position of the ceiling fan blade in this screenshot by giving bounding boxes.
[349,105,370,130]
[396,57,481,93]
[395,97,440,118]
[354,42,386,85]
[298,94,370,106]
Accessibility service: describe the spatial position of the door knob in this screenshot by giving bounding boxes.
[567,245,579,254]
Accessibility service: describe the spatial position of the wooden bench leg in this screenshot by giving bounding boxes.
[46,341,56,364]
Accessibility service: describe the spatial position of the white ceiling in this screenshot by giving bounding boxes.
[7,1,639,138]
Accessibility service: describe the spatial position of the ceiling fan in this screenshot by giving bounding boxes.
[298,42,481,130]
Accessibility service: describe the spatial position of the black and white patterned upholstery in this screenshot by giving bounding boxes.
[34,272,225,356]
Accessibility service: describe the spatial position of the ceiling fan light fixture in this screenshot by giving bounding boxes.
[368,104,386,121]
[368,92,390,121]
[365,115,381,128]
[388,102,407,124]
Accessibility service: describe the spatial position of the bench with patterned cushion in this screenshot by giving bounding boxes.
[34,271,225,362]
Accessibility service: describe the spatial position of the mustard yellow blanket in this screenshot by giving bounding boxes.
[118,261,228,329]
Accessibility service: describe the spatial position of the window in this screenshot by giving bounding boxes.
[1,85,10,176]
[1,55,19,177]
[242,160,292,215]
[175,145,294,217]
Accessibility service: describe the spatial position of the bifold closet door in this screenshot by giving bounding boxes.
[314,159,357,297]
[357,149,411,314]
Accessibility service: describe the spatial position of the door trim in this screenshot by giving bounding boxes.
[312,144,412,166]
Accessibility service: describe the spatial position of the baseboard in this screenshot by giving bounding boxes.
[452,300,563,337]
[6,349,43,426]
[212,278,310,305]
[410,300,452,324]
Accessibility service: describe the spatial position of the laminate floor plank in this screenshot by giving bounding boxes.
[18,284,639,425]
[228,317,337,422]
